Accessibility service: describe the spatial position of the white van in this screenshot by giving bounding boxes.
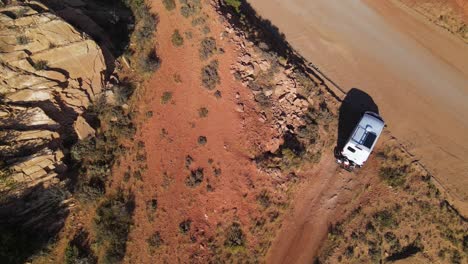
[338,111,384,168]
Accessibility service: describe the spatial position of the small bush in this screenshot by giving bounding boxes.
[198,136,207,145]
[201,60,220,90]
[33,60,48,71]
[198,107,209,118]
[171,30,184,47]
[179,219,192,234]
[146,199,158,212]
[373,210,397,229]
[147,231,163,249]
[256,190,271,208]
[224,222,245,248]
[224,0,242,13]
[185,168,204,187]
[199,37,217,60]
[94,193,134,264]
[161,91,173,104]
[140,49,160,73]
[162,0,176,11]
[64,232,96,264]
[379,165,409,187]
[16,35,30,45]
[180,0,201,18]
[113,81,136,105]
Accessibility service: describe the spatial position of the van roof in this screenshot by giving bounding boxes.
[341,112,385,166]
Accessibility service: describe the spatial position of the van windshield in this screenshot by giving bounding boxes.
[363,132,377,148]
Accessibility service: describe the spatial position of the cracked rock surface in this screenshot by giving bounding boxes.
[0,3,105,198]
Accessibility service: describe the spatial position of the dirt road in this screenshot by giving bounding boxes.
[248,0,468,214]
[265,150,380,264]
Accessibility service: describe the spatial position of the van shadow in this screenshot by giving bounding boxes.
[336,88,379,154]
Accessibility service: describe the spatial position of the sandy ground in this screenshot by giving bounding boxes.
[118,1,281,262]
[248,0,468,215]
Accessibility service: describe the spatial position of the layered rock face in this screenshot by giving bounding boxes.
[0,3,104,198]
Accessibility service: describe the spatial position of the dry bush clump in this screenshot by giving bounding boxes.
[94,192,134,264]
[201,60,220,90]
[171,29,184,46]
[185,168,204,187]
[180,0,201,18]
[198,107,209,118]
[162,0,176,11]
[199,37,217,60]
[160,91,173,104]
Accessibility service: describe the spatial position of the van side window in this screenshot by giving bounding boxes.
[347,146,356,153]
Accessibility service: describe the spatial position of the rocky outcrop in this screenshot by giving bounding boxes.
[225,24,335,155]
[0,3,105,199]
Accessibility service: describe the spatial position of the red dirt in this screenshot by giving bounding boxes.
[265,134,390,264]
[114,1,282,262]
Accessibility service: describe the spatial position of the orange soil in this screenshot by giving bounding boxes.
[113,1,281,262]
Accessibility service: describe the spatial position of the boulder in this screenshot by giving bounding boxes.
[73,115,95,140]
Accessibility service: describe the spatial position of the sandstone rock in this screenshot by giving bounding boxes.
[0,2,105,202]
[235,103,245,113]
[74,115,95,140]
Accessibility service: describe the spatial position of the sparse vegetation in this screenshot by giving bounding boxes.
[199,37,217,60]
[198,107,209,118]
[256,190,271,208]
[147,231,163,250]
[198,136,207,145]
[224,0,242,14]
[180,0,201,18]
[179,219,192,234]
[171,29,184,46]
[140,49,161,73]
[32,60,48,71]
[94,192,134,264]
[161,91,173,104]
[64,231,96,264]
[224,222,246,248]
[71,100,135,199]
[16,35,30,45]
[162,0,176,11]
[201,60,220,90]
[185,168,204,187]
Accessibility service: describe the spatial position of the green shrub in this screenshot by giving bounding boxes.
[201,60,220,90]
[147,231,163,249]
[224,0,242,13]
[256,190,271,208]
[185,168,204,187]
[162,0,176,10]
[33,60,48,71]
[199,37,216,60]
[180,0,201,18]
[179,219,192,234]
[379,165,408,187]
[16,35,30,45]
[198,107,209,118]
[160,91,173,104]
[64,232,96,264]
[198,136,207,145]
[224,222,245,248]
[171,29,184,47]
[140,49,160,73]
[94,193,134,264]
[373,210,397,229]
